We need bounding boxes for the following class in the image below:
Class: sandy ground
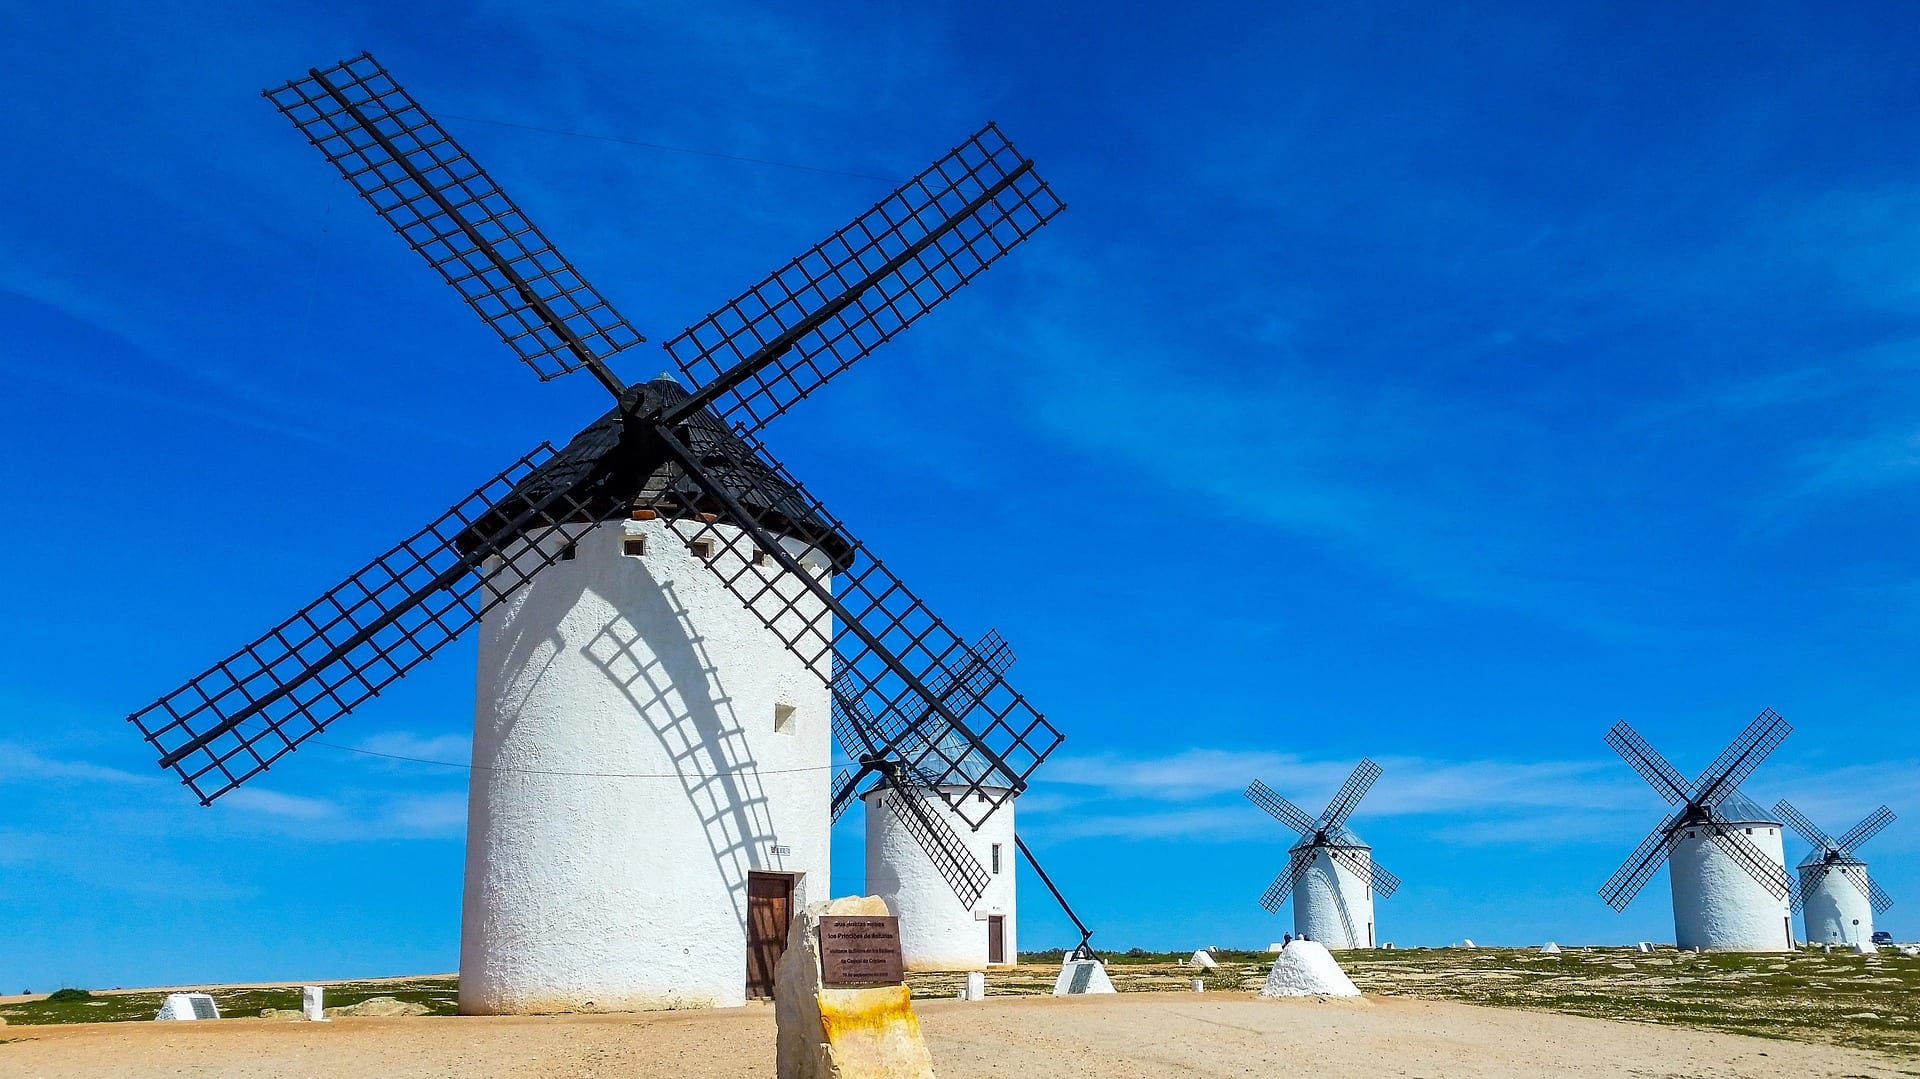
[2,993,1912,1078]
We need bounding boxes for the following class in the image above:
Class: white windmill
[1774,800,1897,948]
[1601,711,1796,952]
[847,632,1027,970]
[126,55,1064,1014]
[1244,759,1400,950]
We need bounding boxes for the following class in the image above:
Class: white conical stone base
[1052,959,1116,995]
[1188,949,1218,970]
[1540,942,1561,954]
[1259,940,1360,998]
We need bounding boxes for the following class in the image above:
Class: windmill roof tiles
[457,377,853,566]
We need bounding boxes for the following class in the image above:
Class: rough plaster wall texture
[460,519,832,1014]
[865,785,1017,971]
[1669,823,1792,952]
[1799,864,1874,945]
[1292,846,1375,950]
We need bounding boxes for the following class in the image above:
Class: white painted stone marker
[1051,958,1116,996]
[1637,941,1653,953]
[775,895,933,1079]
[1856,939,1878,955]
[1188,949,1218,970]
[1540,942,1561,954]
[1460,938,1476,949]
[301,986,326,1021]
[154,993,220,1021]
[1190,978,1204,993]
[1266,942,1286,953]
[1259,940,1361,998]
[964,972,985,1001]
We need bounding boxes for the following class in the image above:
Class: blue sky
[4,1,1919,989]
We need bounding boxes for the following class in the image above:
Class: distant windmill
[841,629,1035,969]
[1774,800,1896,948]
[1245,759,1400,950]
[125,53,1066,1013]
[1600,711,1796,952]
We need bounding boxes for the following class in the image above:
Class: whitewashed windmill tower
[836,630,1018,969]
[1600,711,1796,952]
[1244,759,1400,950]
[125,54,1064,1013]
[1775,800,1897,948]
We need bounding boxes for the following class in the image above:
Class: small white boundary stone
[964,972,985,1001]
[1259,940,1361,998]
[301,986,327,1022]
[1637,942,1653,953]
[1540,942,1561,954]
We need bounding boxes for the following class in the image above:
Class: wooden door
[987,915,1005,964]
[746,873,794,999]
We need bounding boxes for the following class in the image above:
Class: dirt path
[1,993,1909,1078]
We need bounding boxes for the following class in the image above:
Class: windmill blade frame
[1606,721,1691,805]
[265,54,641,391]
[1319,758,1382,832]
[1865,871,1895,914]
[1835,806,1896,854]
[1772,799,1835,851]
[652,422,1061,827]
[664,123,1063,435]
[128,442,602,803]
[1259,849,1314,913]
[1600,812,1681,912]
[879,777,992,909]
[1701,819,1792,900]
[1245,780,1318,837]
[1329,844,1402,899]
[1691,708,1791,810]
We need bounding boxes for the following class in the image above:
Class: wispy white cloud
[221,788,338,822]
[0,743,158,787]
[1791,426,1920,494]
[352,731,474,768]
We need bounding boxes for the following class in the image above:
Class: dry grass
[7,947,1916,1059]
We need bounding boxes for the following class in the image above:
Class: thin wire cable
[305,737,845,779]
[440,113,896,182]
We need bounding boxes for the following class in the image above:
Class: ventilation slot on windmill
[126,52,1066,1014]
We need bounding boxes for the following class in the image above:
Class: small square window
[753,549,770,567]
[1745,827,1753,835]
[623,536,647,558]
[560,542,577,562]
[774,703,796,735]
[689,539,713,559]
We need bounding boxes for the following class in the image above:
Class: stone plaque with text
[818,915,905,987]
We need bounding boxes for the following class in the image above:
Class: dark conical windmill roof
[456,376,853,566]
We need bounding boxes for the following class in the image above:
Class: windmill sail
[1598,714,1795,912]
[266,54,641,389]
[129,442,600,803]
[664,123,1063,434]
